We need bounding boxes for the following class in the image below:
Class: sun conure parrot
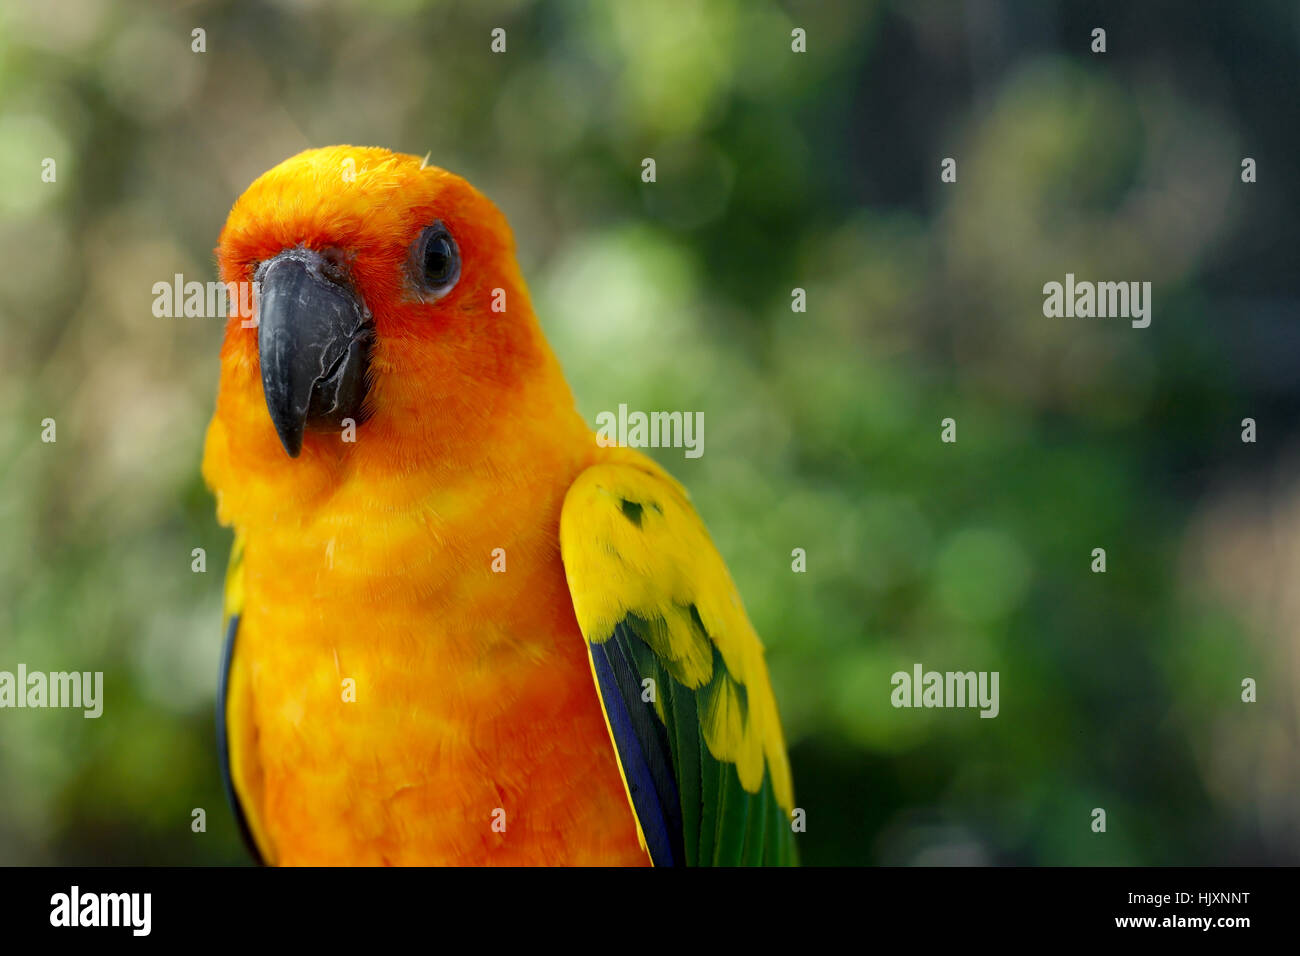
[202,145,796,866]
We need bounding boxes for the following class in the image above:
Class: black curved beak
[255,249,374,458]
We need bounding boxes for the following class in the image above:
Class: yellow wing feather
[560,450,794,812]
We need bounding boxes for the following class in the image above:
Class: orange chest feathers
[227,499,647,866]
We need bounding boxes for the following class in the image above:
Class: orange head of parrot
[204,146,582,521]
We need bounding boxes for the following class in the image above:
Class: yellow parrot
[203,146,796,865]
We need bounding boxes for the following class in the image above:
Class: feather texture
[560,451,797,865]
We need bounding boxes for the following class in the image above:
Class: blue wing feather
[216,613,264,865]
[588,629,684,866]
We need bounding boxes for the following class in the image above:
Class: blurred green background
[0,0,1297,865]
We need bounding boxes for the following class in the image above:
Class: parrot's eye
[414,222,460,298]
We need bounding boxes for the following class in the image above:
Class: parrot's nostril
[255,246,352,292]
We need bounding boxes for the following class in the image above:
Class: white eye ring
[411,221,460,300]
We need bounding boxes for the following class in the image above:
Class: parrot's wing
[559,455,797,866]
[217,533,273,864]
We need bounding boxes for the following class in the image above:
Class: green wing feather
[560,452,797,866]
